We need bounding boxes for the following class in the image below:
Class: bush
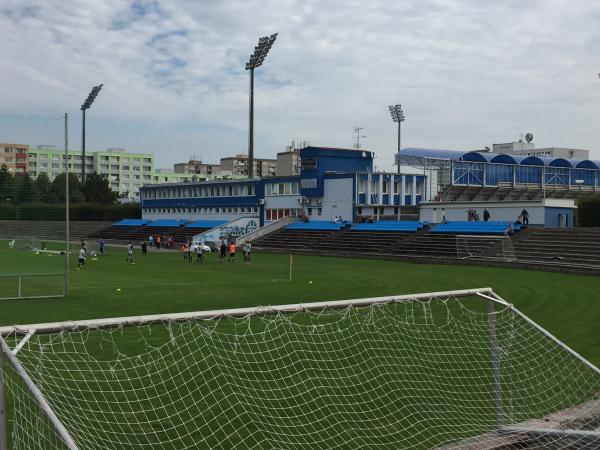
[0,203,141,221]
[577,194,600,227]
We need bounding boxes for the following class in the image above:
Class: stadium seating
[511,227,600,266]
[391,233,504,259]
[286,221,349,231]
[146,219,188,227]
[0,220,112,241]
[431,221,518,235]
[184,220,227,228]
[112,219,152,227]
[351,221,424,232]
[252,228,341,251]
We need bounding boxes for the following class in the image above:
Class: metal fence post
[18,276,22,299]
[0,341,8,450]
[487,299,504,429]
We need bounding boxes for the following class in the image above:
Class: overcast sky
[1,0,599,170]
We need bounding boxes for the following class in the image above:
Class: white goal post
[1,287,599,449]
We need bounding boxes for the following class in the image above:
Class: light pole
[245,34,277,179]
[80,84,103,182]
[388,104,405,174]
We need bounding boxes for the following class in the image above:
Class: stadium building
[140,147,427,226]
[398,147,600,227]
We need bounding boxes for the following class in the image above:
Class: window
[317,208,322,216]
[307,208,312,216]
[393,181,399,194]
[134,167,141,172]
[382,180,388,194]
[265,184,272,195]
[122,165,130,171]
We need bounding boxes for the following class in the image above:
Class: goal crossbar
[0,287,498,337]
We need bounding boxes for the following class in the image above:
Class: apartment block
[0,143,29,174]
[220,154,276,177]
[173,159,221,176]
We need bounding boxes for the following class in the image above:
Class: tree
[15,173,34,203]
[50,173,85,203]
[0,164,15,202]
[82,172,118,205]
[33,172,52,203]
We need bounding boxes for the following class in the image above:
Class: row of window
[143,184,256,200]
[265,208,302,220]
[143,206,259,214]
[358,180,411,194]
[264,181,300,196]
[3,147,27,153]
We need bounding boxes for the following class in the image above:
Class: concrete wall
[322,178,354,222]
[420,199,575,227]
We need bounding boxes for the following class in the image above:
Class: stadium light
[80,84,103,182]
[388,104,405,175]
[245,34,277,178]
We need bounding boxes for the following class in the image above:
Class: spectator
[521,209,529,228]
[483,209,490,222]
[148,235,154,247]
[473,211,480,222]
[442,215,448,224]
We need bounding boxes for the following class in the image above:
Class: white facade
[419,198,576,227]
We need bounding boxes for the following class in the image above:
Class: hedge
[576,194,600,227]
[0,203,141,221]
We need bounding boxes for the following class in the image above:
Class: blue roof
[399,148,468,161]
[400,148,597,169]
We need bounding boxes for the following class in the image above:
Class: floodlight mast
[245,34,277,178]
[388,104,405,174]
[80,84,103,182]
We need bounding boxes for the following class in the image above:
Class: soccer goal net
[0,113,69,300]
[1,288,599,449]
[456,235,517,261]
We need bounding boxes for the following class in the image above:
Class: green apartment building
[27,147,193,200]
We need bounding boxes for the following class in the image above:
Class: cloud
[0,0,599,168]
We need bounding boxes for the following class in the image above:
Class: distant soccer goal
[456,234,517,261]
[1,288,599,449]
[0,113,69,300]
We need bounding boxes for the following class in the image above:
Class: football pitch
[1,242,600,448]
[1,242,599,366]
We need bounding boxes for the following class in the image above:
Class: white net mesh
[1,293,599,449]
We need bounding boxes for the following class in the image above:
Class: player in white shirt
[76,246,86,270]
[125,241,135,264]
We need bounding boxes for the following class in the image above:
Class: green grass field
[1,242,600,448]
[1,242,599,365]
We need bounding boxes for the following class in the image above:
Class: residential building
[173,160,221,176]
[0,143,29,175]
[220,154,277,177]
[276,148,301,176]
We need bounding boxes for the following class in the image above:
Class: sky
[1,0,599,170]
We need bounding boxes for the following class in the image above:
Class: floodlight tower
[245,33,277,178]
[388,104,405,174]
[80,84,103,182]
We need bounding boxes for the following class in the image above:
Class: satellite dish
[361,151,367,157]
[525,133,533,143]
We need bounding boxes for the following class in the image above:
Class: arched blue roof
[489,154,518,164]
[461,151,517,164]
[548,158,572,168]
[513,155,545,166]
[399,148,468,161]
[573,160,599,169]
